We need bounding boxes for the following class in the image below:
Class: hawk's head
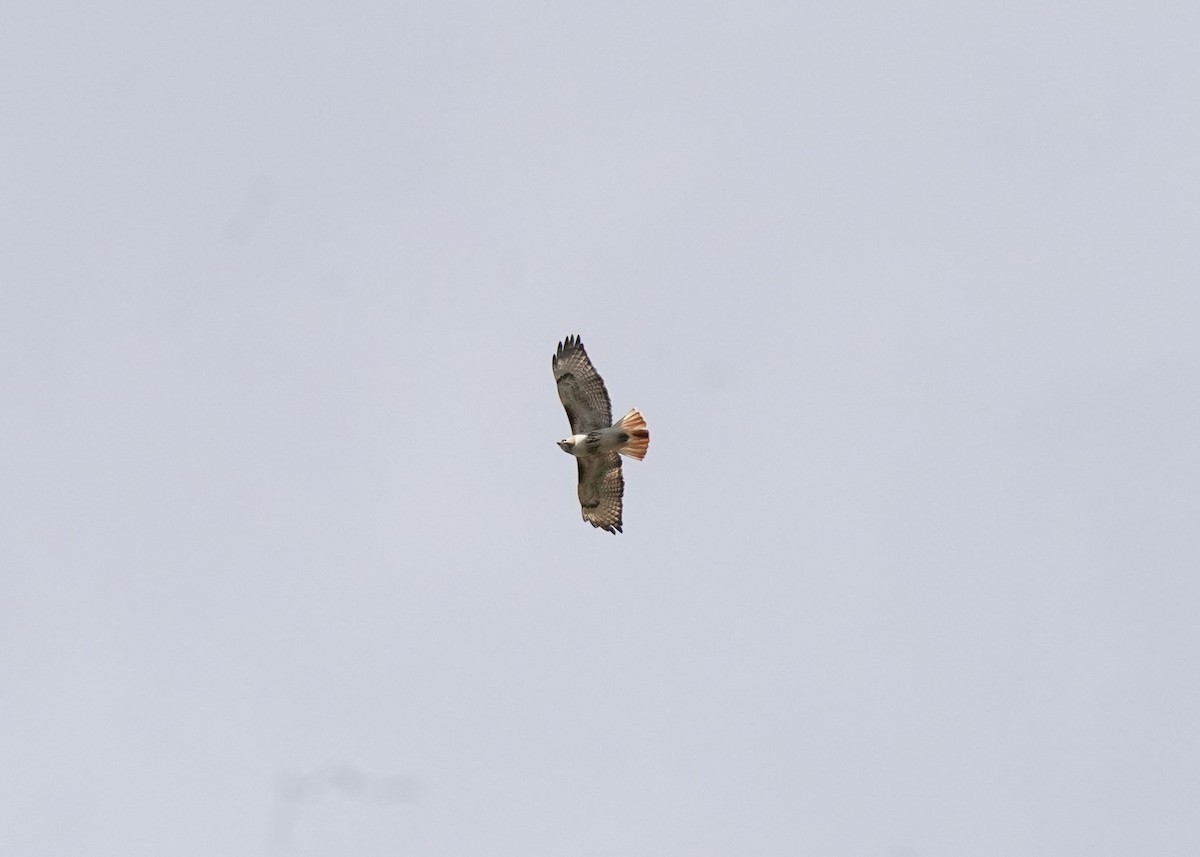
[557,438,576,454]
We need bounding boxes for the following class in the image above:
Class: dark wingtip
[554,334,583,365]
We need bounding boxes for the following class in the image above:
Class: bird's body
[552,335,650,534]
[558,424,643,458]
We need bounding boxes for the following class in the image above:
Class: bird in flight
[552,335,650,533]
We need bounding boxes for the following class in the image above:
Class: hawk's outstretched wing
[577,453,624,533]
[553,335,612,434]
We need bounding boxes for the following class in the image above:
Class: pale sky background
[2,2,1198,856]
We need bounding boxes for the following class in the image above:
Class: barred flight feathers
[552,334,612,434]
[577,453,624,534]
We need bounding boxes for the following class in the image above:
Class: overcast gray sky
[3,2,1198,855]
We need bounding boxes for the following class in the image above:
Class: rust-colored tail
[615,408,650,461]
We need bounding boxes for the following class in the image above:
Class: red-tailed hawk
[552,335,650,534]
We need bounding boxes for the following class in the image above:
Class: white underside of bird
[557,408,650,460]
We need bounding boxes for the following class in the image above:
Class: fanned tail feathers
[615,408,650,461]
